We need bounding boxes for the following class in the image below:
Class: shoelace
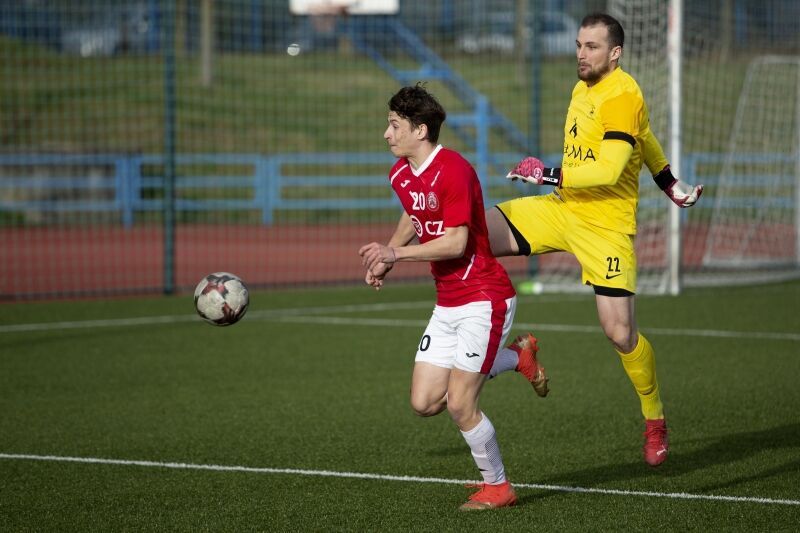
[464,483,487,500]
[465,482,510,500]
[644,424,667,444]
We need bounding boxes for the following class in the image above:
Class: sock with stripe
[460,412,506,484]
[618,333,664,420]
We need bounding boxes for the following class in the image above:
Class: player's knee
[445,398,477,427]
[410,395,445,418]
[605,327,637,353]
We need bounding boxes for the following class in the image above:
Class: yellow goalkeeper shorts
[496,192,637,294]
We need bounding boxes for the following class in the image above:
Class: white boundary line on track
[2,301,799,341]
[1,453,798,507]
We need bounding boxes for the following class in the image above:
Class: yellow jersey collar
[585,66,624,92]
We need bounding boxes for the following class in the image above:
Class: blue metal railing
[0,152,526,226]
[0,152,794,227]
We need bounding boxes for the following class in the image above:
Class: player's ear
[610,45,622,62]
[415,123,429,141]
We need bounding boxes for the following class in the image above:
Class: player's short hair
[581,13,624,49]
[388,83,446,143]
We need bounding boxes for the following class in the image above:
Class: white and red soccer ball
[193,272,249,326]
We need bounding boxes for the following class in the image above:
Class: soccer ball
[193,272,249,326]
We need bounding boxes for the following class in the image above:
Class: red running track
[2,221,792,299]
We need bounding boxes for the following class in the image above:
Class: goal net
[525,0,799,294]
[701,56,800,284]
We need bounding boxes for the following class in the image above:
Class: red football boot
[509,333,549,397]
[643,418,669,466]
[459,481,517,511]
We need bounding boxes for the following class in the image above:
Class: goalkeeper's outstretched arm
[505,139,632,188]
[641,127,704,208]
[507,129,703,208]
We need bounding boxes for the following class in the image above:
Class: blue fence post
[475,95,490,193]
[250,0,263,52]
[130,155,143,225]
[256,155,279,225]
[115,156,134,228]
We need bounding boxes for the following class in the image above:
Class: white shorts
[415,297,517,374]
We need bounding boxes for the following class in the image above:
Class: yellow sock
[618,333,664,420]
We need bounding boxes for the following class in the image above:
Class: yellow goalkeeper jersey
[558,67,667,235]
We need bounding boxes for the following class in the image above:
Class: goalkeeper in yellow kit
[487,13,702,467]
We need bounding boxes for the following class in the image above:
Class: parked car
[457,11,578,57]
[61,3,154,57]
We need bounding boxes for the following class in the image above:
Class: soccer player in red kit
[359,84,547,511]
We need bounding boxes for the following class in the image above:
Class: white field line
[1,453,798,507]
[1,300,799,342]
[272,315,800,342]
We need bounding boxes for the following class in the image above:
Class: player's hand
[665,179,703,208]
[358,242,397,274]
[653,165,704,208]
[365,262,393,291]
[506,157,562,186]
[370,261,393,278]
[365,269,384,290]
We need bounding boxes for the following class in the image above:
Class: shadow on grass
[517,422,800,506]
[425,445,466,458]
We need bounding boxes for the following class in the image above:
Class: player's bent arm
[383,212,418,272]
[359,223,467,273]
[641,127,704,208]
[359,212,416,284]
[394,225,468,263]
[387,212,418,248]
[640,127,669,176]
[560,140,633,188]
[370,212,416,280]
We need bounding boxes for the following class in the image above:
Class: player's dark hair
[388,83,446,143]
[581,13,625,49]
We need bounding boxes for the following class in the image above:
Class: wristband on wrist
[541,167,562,187]
[653,165,675,191]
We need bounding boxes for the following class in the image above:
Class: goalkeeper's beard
[577,62,611,84]
[578,67,602,84]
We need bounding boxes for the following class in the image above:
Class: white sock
[488,347,519,379]
[460,412,506,484]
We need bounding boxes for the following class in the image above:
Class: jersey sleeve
[640,125,670,176]
[560,92,640,189]
[600,92,641,137]
[561,141,633,188]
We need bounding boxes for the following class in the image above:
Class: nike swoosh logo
[466,352,480,358]
[656,448,667,456]
[605,273,623,280]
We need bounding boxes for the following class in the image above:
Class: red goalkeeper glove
[653,165,703,208]
[506,157,562,187]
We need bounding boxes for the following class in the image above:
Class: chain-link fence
[1,0,798,299]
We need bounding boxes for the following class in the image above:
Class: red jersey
[389,146,515,306]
